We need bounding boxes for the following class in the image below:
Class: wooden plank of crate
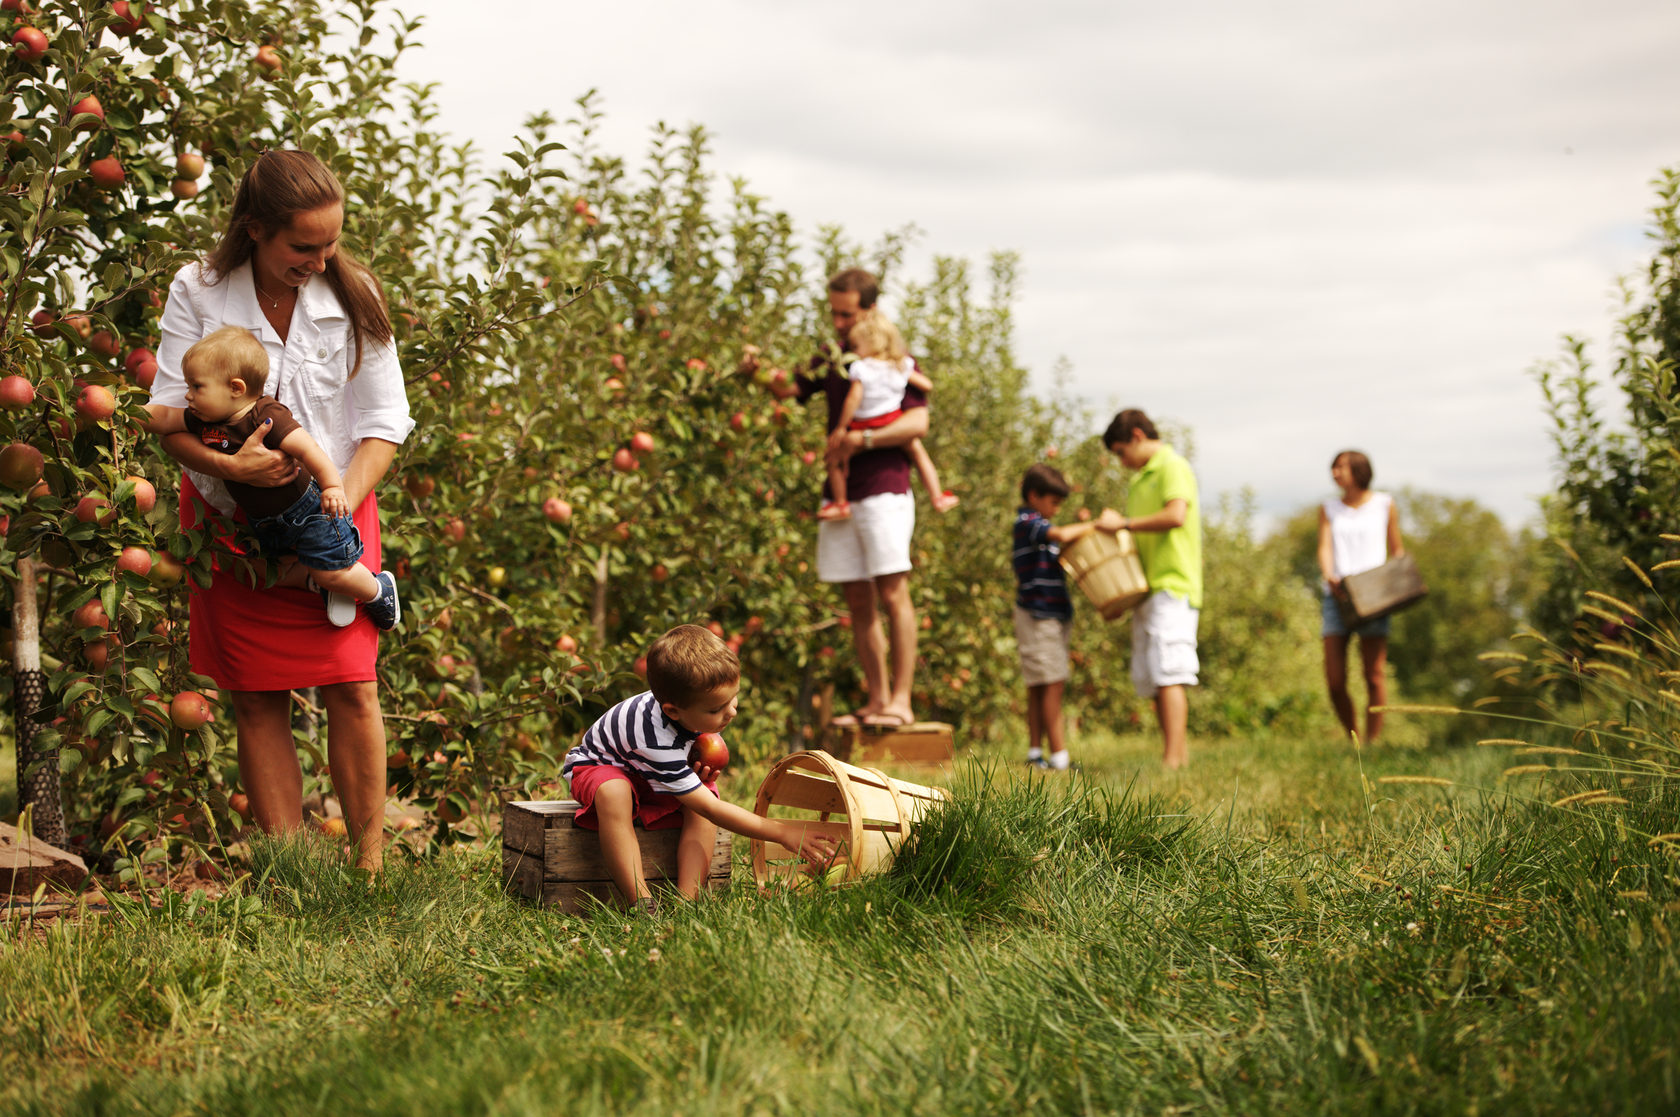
[503,800,581,856]
[502,844,544,900]
[542,820,731,882]
[854,722,955,764]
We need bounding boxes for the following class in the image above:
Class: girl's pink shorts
[568,764,716,831]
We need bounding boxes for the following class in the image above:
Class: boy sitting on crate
[562,624,840,911]
[1013,464,1104,771]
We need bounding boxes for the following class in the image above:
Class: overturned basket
[750,750,948,887]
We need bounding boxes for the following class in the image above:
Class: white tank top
[1323,492,1392,579]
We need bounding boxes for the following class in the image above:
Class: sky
[396,0,1680,529]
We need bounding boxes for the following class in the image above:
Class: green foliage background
[0,0,1540,858]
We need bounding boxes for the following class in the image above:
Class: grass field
[3,724,1677,1115]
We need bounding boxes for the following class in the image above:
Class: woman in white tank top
[1316,450,1404,743]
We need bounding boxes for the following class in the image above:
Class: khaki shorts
[1014,605,1072,687]
[1131,590,1200,698]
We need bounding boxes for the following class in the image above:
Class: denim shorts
[1321,590,1390,639]
[250,481,365,572]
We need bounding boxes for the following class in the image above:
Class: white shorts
[1131,590,1200,698]
[816,491,915,583]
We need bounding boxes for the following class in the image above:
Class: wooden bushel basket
[750,750,947,887]
[1337,553,1428,624]
[1059,529,1150,621]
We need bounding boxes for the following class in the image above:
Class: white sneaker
[309,576,358,627]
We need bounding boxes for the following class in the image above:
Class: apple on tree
[0,375,34,410]
[0,443,44,490]
[87,155,125,190]
[11,26,47,62]
[169,690,213,730]
[542,496,572,523]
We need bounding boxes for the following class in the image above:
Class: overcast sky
[398,0,1680,529]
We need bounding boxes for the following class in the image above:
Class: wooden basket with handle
[1058,529,1150,621]
[750,750,947,887]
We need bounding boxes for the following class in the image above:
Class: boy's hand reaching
[319,484,350,518]
[782,823,840,869]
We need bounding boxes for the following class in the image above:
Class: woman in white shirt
[1316,450,1403,743]
[149,150,414,871]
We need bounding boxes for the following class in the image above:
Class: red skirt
[181,475,383,692]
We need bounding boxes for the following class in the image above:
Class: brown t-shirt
[183,396,308,518]
[795,350,928,503]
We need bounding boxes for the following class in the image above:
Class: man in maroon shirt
[752,268,927,727]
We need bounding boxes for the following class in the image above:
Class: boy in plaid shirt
[1012,464,1100,770]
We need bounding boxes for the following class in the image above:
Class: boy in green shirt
[1098,409,1201,769]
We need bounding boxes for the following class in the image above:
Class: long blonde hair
[848,308,908,363]
[202,150,392,377]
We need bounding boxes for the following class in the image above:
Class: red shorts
[568,764,716,830]
[849,409,902,431]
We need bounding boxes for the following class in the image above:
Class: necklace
[253,276,286,310]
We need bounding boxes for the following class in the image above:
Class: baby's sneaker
[364,571,401,631]
[309,575,357,627]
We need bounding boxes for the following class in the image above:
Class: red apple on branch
[252,44,282,75]
[0,443,43,490]
[169,690,213,730]
[175,151,204,180]
[630,431,655,454]
[115,546,152,577]
[72,599,109,632]
[111,2,146,35]
[124,474,156,513]
[11,26,47,62]
[75,384,117,424]
[87,155,125,190]
[611,448,637,472]
[0,375,34,410]
[74,494,114,524]
[67,95,104,130]
[542,497,572,523]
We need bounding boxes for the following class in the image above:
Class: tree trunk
[13,557,65,846]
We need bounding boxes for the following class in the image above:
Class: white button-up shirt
[149,260,416,515]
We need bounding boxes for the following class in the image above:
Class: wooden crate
[831,721,955,765]
[502,799,731,911]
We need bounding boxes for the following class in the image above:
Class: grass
[3,723,1677,1115]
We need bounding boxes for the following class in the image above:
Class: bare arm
[1097,499,1187,535]
[1317,506,1339,588]
[1048,520,1099,544]
[827,379,866,449]
[830,405,929,468]
[159,424,299,488]
[278,427,350,517]
[906,369,933,393]
[676,786,838,865]
[144,404,188,436]
[339,437,399,511]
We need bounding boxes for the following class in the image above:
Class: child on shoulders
[144,325,399,630]
[819,309,959,521]
[561,624,838,910]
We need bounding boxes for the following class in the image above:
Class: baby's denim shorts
[250,481,364,572]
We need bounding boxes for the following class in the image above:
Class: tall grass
[2,733,1677,1114]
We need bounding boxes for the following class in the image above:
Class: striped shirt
[561,691,704,796]
[1013,507,1072,621]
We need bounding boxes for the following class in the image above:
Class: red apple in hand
[692,732,729,773]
